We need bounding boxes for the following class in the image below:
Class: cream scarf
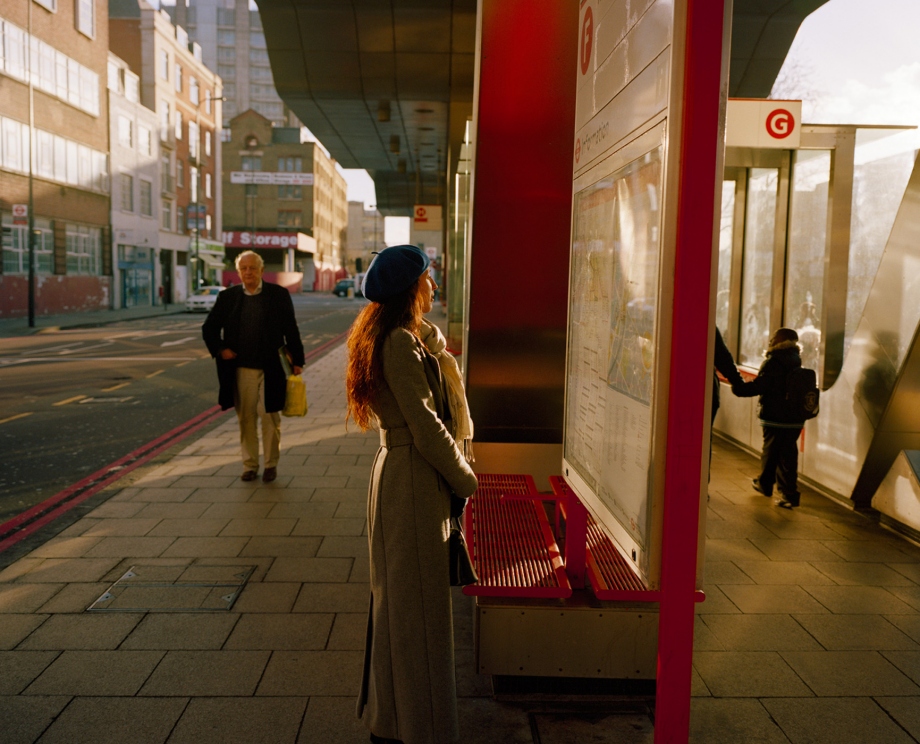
[419,318,475,462]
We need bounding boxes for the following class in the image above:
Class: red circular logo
[765,108,795,139]
[575,138,582,163]
[580,7,594,76]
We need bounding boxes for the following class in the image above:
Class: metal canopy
[257,0,828,214]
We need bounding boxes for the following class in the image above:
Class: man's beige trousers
[235,367,281,471]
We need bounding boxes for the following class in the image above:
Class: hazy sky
[777,0,920,126]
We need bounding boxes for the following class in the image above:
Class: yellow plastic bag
[282,374,308,417]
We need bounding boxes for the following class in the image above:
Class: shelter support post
[655,0,729,741]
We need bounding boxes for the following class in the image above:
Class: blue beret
[361,245,431,302]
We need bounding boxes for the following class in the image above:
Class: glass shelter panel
[565,147,662,552]
[739,168,778,366]
[785,149,830,373]
[716,179,735,337]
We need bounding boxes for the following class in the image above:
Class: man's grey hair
[235,250,264,270]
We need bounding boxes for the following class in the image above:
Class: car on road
[185,286,224,312]
[332,278,360,298]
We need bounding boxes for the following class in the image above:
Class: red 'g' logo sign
[766,108,795,139]
[580,7,594,76]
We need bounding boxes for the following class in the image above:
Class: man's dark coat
[201,282,305,412]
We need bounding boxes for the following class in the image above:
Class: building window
[175,63,182,93]
[139,179,152,216]
[217,64,235,80]
[205,90,212,114]
[121,173,134,211]
[177,206,185,233]
[218,29,235,45]
[190,166,199,202]
[118,115,133,148]
[65,224,101,274]
[277,185,302,200]
[175,111,182,140]
[277,210,302,228]
[189,76,199,105]
[221,127,231,143]
[205,131,212,156]
[161,200,172,230]
[125,71,139,102]
[241,155,261,171]
[205,172,212,198]
[76,0,94,37]
[188,120,199,159]
[34,0,57,11]
[138,126,151,157]
[2,216,53,274]
[278,156,302,172]
[159,50,169,80]
[160,101,170,140]
[177,160,184,189]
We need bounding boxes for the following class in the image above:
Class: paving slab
[0,614,48,649]
[25,650,165,696]
[17,613,143,650]
[0,695,70,744]
[121,613,240,650]
[231,581,301,613]
[875,697,920,742]
[0,651,60,695]
[719,585,829,614]
[693,651,813,697]
[139,650,270,696]
[688,698,789,744]
[293,583,369,614]
[297,696,372,744]
[239,536,323,557]
[170,697,307,744]
[810,561,919,586]
[792,614,919,651]
[802,585,917,614]
[257,650,363,696]
[264,557,353,583]
[762,697,915,744]
[224,613,334,650]
[780,650,920,696]
[882,650,920,686]
[6,558,121,583]
[327,613,366,651]
[37,696,189,744]
[0,583,64,613]
[701,614,822,652]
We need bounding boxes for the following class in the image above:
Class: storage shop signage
[725,99,802,149]
[222,231,301,249]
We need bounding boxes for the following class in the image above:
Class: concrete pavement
[1,318,919,741]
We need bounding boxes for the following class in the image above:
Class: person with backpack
[731,327,818,509]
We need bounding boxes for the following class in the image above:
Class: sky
[774,0,920,128]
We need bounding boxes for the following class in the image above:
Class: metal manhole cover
[87,564,255,612]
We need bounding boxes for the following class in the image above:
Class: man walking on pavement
[202,250,305,483]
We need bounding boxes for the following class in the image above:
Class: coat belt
[379,420,452,449]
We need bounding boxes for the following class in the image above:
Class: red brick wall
[0,275,112,318]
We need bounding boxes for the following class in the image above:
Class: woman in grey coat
[346,245,478,744]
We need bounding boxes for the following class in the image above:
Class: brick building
[109,0,222,302]
[345,200,383,277]
[222,108,348,291]
[0,0,112,318]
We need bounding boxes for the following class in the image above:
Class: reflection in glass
[715,180,734,338]
[785,149,830,374]
[739,168,777,366]
[846,129,915,355]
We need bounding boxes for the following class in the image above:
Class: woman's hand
[220,348,237,360]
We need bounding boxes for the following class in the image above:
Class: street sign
[725,99,802,149]
[12,204,27,225]
[230,171,314,186]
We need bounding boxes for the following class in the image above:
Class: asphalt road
[0,294,365,527]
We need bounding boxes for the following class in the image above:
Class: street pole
[27,0,35,327]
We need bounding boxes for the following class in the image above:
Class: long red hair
[346,279,427,430]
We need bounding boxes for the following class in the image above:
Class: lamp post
[26,0,35,326]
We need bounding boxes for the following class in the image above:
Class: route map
[565,147,663,548]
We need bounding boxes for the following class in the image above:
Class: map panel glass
[564,147,663,548]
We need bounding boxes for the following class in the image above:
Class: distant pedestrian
[732,327,806,508]
[202,250,304,483]
[346,245,478,744]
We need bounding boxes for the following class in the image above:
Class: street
[0,294,365,528]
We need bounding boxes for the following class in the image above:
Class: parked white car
[185,286,224,313]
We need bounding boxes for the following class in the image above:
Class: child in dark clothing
[732,327,805,509]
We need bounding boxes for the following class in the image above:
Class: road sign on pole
[12,204,27,225]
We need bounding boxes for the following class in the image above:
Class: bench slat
[463,474,572,598]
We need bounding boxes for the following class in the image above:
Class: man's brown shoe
[262,467,277,483]
[241,470,258,482]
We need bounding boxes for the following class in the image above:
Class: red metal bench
[462,474,572,598]
[550,475,705,604]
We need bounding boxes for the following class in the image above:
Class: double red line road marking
[0,329,349,555]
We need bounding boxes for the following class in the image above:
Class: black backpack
[786,367,820,421]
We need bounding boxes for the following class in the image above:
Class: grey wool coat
[357,327,479,744]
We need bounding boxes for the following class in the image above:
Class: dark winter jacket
[201,282,305,412]
[732,340,804,428]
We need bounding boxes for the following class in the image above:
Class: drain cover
[88,564,255,612]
